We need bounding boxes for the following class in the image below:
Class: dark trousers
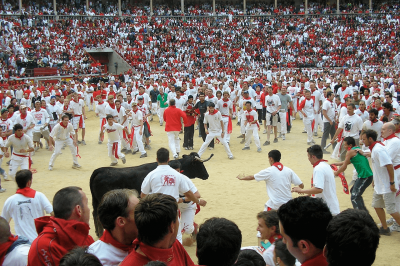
[351,176,373,212]
[184,125,194,147]
[199,120,214,148]
[257,109,263,123]
[321,122,336,150]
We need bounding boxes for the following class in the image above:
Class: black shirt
[150,89,159,103]
[194,100,209,121]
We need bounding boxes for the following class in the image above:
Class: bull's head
[179,152,213,180]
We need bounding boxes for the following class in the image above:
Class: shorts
[33,130,50,142]
[73,115,86,130]
[266,112,279,126]
[262,107,266,120]
[372,190,396,214]
[143,122,151,138]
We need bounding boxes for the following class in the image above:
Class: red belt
[394,165,400,170]
[12,153,29,157]
[74,115,82,117]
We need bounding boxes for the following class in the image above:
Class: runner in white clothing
[292,145,340,215]
[1,169,53,242]
[48,115,81,170]
[128,102,147,158]
[263,87,281,145]
[31,101,50,151]
[242,102,262,152]
[70,93,86,145]
[115,100,130,152]
[13,105,35,138]
[299,90,315,145]
[216,91,233,144]
[100,115,129,166]
[95,95,108,144]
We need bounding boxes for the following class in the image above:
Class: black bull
[89,152,213,237]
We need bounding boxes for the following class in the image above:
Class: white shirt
[1,192,53,242]
[102,123,124,143]
[14,114,35,137]
[130,109,143,127]
[338,114,363,139]
[50,123,75,141]
[313,161,340,215]
[116,106,128,127]
[105,105,118,118]
[3,243,30,266]
[88,240,128,266]
[141,165,190,200]
[354,109,369,122]
[362,120,383,141]
[299,98,315,120]
[70,99,85,115]
[31,109,50,132]
[311,90,322,110]
[95,102,107,119]
[243,110,259,130]
[371,143,396,194]
[203,111,223,133]
[216,99,233,116]
[47,104,62,124]
[265,94,281,113]
[322,100,335,122]
[0,118,13,135]
[383,137,400,168]
[5,134,34,157]
[254,164,303,210]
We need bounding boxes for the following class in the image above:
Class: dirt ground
[0,108,399,265]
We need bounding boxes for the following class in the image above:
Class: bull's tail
[89,168,105,238]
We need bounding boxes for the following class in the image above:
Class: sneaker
[6,160,10,166]
[184,147,188,150]
[0,188,6,193]
[160,123,163,126]
[81,140,86,145]
[228,155,234,160]
[132,150,138,155]
[263,129,267,134]
[236,122,240,126]
[39,142,43,149]
[282,134,286,140]
[78,140,82,144]
[263,141,270,146]
[72,163,82,169]
[257,148,262,153]
[259,122,262,125]
[323,150,330,154]
[110,162,118,166]
[302,130,307,133]
[307,142,313,145]
[208,147,214,150]
[387,218,395,225]
[278,133,282,138]
[242,147,250,150]
[140,153,148,158]
[189,147,193,150]
[273,138,278,143]
[379,227,391,236]
[48,165,53,171]
[195,126,199,130]
[34,146,39,152]
[240,139,245,144]
[173,155,179,159]
[390,224,400,232]
[150,117,153,121]
[314,132,318,136]
[145,144,151,150]
[237,135,243,138]
[122,157,126,164]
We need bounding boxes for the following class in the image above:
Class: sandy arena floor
[0,108,398,265]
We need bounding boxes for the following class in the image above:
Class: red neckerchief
[131,109,138,114]
[377,107,383,111]
[16,187,36,198]
[117,107,121,113]
[341,86,346,92]
[209,109,218,115]
[256,91,261,95]
[15,133,24,140]
[341,103,347,108]
[208,95,214,98]
[41,107,46,109]
[371,118,378,126]
[272,162,284,171]
[127,100,132,104]
[383,133,398,141]
[50,102,55,106]
[20,113,27,120]
[313,159,328,168]
[73,99,79,103]
[369,141,384,151]
[244,96,252,100]
[396,129,400,134]
[58,100,63,104]
[99,229,133,252]
[60,122,68,129]
[222,98,230,102]
[7,113,12,119]
[0,235,19,265]
[109,103,115,109]
[359,108,366,113]
[268,234,283,244]
[63,105,69,111]
[364,95,370,100]
[98,101,104,105]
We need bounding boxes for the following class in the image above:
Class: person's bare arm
[330,127,343,144]
[237,175,255,180]
[386,164,396,192]
[184,190,206,206]
[292,186,323,195]
[334,150,355,175]
[140,192,147,198]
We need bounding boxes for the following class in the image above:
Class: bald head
[381,122,396,139]
[0,217,11,243]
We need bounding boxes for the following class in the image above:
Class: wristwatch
[390,182,395,185]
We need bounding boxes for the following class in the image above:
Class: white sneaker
[72,164,81,169]
[282,134,286,140]
[0,188,6,193]
[263,129,267,134]
[229,155,234,160]
[387,217,395,225]
[48,165,53,171]
[390,223,400,232]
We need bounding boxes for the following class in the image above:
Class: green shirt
[350,146,373,178]
[157,93,169,108]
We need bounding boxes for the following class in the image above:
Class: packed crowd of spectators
[1,0,400,16]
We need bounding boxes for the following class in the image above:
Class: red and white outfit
[243,109,261,149]
[311,89,323,134]
[0,234,30,265]
[95,101,107,142]
[5,134,34,179]
[178,176,198,237]
[299,97,315,143]
[216,98,233,143]
[129,109,146,155]
[14,113,35,138]
[102,123,126,164]
[70,99,85,130]
[116,106,130,151]
[355,108,369,122]
[49,122,79,167]
[163,106,187,158]
[47,103,62,131]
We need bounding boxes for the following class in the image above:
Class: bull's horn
[194,156,203,162]
[202,154,214,163]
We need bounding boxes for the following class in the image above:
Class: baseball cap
[1,108,8,114]
[20,105,27,109]
[137,96,144,100]
[373,93,380,98]
[243,90,249,94]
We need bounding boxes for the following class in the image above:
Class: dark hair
[169,160,181,170]
[343,137,356,147]
[245,101,252,106]
[61,114,70,121]
[274,239,296,266]
[234,249,265,266]
[0,217,11,243]
[106,114,114,120]
[362,129,378,142]
[256,210,280,234]
[98,189,136,231]
[169,99,176,106]
[325,209,380,266]
[13,123,23,131]
[382,102,393,111]
[188,95,193,99]
[115,100,121,104]
[326,91,333,98]
[197,217,242,266]
[135,193,178,246]
[277,197,332,249]
[199,93,205,97]
[369,108,378,116]
[347,103,355,109]
[307,145,323,159]
[157,148,169,163]
[15,169,32,189]
[268,150,281,163]
[59,247,102,266]
[385,92,393,98]
[144,262,167,266]
[208,102,215,108]
[53,186,83,220]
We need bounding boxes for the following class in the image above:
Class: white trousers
[131,126,146,155]
[9,154,29,179]
[158,107,166,124]
[198,131,233,158]
[222,116,231,143]
[244,128,261,148]
[179,203,196,235]
[99,118,106,141]
[303,118,314,143]
[151,103,158,117]
[167,131,180,157]
[49,138,79,166]
[279,111,287,134]
[107,141,125,163]
[313,112,322,133]
[86,94,93,110]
